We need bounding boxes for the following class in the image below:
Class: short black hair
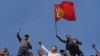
[60,49,65,53]
[24,34,29,37]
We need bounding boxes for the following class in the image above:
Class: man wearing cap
[17,28,32,56]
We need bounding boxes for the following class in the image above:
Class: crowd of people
[0,28,99,56]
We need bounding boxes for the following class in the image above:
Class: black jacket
[57,36,82,50]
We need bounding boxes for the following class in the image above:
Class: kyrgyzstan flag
[55,1,76,22]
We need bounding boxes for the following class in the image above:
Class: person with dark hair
[95,53,100,56]
[29,52,33,56]
[0,48,11,56]
[38,41,60,56]
[38,49,47,56]
[60,49,71,56]
[38,49,43,56]
[60,49,67,56]
[0,49,5,56]
[3,48,10,56]
[17,28,32,56]
[56,34,83,56]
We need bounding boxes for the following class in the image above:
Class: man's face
[66,34,71,40]
[24,37,28,40]
[38,50,43,55]
[51,46,57,52]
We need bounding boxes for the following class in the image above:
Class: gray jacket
[17,32,32,49]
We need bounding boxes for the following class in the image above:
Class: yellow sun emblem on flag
[57,8,64,19]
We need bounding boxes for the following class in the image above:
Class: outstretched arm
[38,41,49,53]
[16,28,22,42]
[75,38,82,45]
[56,35,66,43]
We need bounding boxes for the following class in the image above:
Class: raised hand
[38,41,42,45]
[17,28,21,32]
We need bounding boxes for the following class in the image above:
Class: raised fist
[38,41,42,45]
[18,28,21,32]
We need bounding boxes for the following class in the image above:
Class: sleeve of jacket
[16,32,22,42]
[57,36,66,43]
[40,44,49,53]
[75,38,82,45]
[28,42,32,49]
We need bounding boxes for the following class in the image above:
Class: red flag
[55,4,64,22]
[55,1,76,22]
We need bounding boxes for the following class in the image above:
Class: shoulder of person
[72,38,78,40]
[43,55,47,56]
[56,53,61,55]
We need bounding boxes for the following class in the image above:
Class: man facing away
[56,34,84,56]
[17,28,32,56]
[38,41,61,56]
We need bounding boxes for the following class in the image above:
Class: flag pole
[54,4,58,35]
[55,22,58,35]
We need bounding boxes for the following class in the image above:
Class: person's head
[29,52,33,56]
[0,50,5,55]
[24,34,29,40]
[0,48,6,55]
[60,49,66,55]
[66,34,71,40]
[51,45,57,53]
[38,49,43,56]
